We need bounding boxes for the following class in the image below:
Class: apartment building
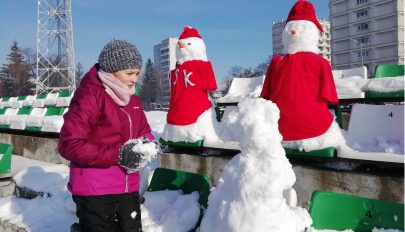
[330,0,404,75]
[153,37,178,105]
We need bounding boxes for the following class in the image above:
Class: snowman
[260,0,344,152]
[199,98,312,232]
[161,26,219,144]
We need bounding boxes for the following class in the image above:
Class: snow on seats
[338,104,404,163]
[332,66,368,99]
[216,75,265,104]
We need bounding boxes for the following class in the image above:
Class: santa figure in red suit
[161,26,219,143]
[261,0,345,151]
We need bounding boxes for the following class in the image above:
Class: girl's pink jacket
[58,65,153,196]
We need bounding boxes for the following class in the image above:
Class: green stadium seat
[10,107,33,130]
[57,91,72,98]
[56,91,73,107]
[147,168,211,231]
[147,167,211,208]
[284,147,336,158]
[25,107,47,132]
[159,138,204,148]
[367,64,404,98]
[32,93,48,108]
[0,108,18,129]
[309,190,404,232]
[0,143,13,178]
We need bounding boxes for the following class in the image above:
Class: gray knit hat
[98,40,143,73]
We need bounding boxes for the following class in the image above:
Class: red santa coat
[260,52,338,141]
[167,60,217,125]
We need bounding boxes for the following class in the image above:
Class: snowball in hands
[118,138,159,172]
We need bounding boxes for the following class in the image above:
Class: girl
[59,40,153,232]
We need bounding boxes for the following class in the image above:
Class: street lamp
[351,39,370,67]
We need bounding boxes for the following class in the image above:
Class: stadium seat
[367,64,404,98]
[32,93,48,108]
[332,66,368,99]
[147,167,211,208]
[0,108,18,129]
[159,138,204,148]
[216,75,265,104]
[41,106,66,132]
[0,143,13,179]
[10,107,33,130]
[56,91,73,107]
[337,104,404,163]
[25,108,47,131]
[22,95,36,107]
[309,190,404,232]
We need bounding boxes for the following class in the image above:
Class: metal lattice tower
[36,0,75,94]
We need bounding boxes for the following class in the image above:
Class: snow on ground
[0,156,76,232]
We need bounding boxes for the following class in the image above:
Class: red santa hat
[179,26,202,40]
[286,0,323,32]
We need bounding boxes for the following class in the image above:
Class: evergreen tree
[0,41,33,96]
[139,59,158,108]
[75,62,84,88]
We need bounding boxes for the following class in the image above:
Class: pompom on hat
[286,0,323,32]
[178,26,202,40]
[98,39,143,73]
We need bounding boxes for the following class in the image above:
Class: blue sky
[0,0,329,83]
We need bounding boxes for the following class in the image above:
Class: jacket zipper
[120,107,133,193]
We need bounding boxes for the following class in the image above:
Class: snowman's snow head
[282,0,323,54]
[176,26,208,65]
[282,20,320,54]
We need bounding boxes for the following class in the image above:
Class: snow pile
[346,136,404,154]
[365,76,404,93]
[334,76,368,97]
[22,95,36,107]
[56,96,73,107]
[371,228,403,232]
[10,115,29,130]
[199,98,311,232]
[0,156,76,231]
[334,75,404,97]
[0,108,18,125]
[41,115,64,132]
[141,190,201,232]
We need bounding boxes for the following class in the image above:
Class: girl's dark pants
[73,191,142,232]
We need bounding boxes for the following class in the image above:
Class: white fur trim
[282,20,320,54]
[281,121,345,152]
[176,37,208,65]
[161,107,219,143]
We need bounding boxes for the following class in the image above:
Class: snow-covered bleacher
[332,66,367,99]
[0,91,73,133]
[216,75,265,104]
[338,104,404,163]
